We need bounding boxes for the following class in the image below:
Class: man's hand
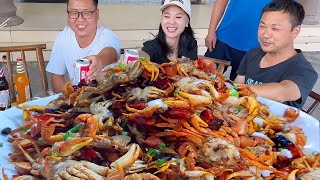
[205,31,217,52]
[85,55,104,81]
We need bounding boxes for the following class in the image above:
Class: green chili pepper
[312,151,318,157]
[69,124,82,133]
[107,121,113,127]
[63,125,82,141]
[121,119,128,128]
[257,124,261,131]
[173,89,179,97]
[156,158,167,166]
[159,143,166,152]
[139,57,146,61]
[63,131,72,141]
[121,131,128,136]
[119,62,126,71]
[230,87,239,97]
[22,127,30,132]
[38,138,45,146]
[147,148,159,157]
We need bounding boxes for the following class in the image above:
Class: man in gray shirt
[235,0,318,109]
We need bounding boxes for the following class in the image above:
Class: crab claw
[177,91,212,107]
[53,137,93,156]
[111,143,142,169]
[140,59,159,81]
[163,98,191,109]
[75,114,99,137]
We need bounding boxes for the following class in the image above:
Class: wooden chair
[305,90,320,115]
[0,44,48,102]
[198,55,231,74]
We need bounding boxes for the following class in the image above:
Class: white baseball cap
[160,0,191,18]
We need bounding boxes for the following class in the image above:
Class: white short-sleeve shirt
[46,26,121,80]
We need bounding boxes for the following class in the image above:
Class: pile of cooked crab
[3,57,320,180]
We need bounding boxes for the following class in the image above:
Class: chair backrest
[198,55,231,74]
[305,90,320,115]
[0,44,48,102]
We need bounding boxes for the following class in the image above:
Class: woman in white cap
[141,0,197,64]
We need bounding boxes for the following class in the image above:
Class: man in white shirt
[46,0,120,93]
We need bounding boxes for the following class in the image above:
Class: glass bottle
[14,58,30,104]
[0,60,10,110]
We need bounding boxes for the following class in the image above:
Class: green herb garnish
[278,148,283,152]
[121,131,128,136]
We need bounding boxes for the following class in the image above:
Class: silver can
[74,58,91,84]
[122,49,139,65]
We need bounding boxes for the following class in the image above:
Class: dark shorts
[204,39,247,81]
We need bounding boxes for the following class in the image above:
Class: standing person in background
[235,0,318,109]
[141,0,197,64]
[46,0,120,93]
[204,0,271,80]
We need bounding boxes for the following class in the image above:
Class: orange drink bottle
[14,58,30,104]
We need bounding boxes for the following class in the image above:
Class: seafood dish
[1,57,320,179]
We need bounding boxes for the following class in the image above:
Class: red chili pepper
[195,58,204,69]
[287,144,302,158]
[33,114,52,122]
[200,109,214,122]
[112,100,126,109]
[131,102,146,110]
[81,148,97,159]
[129,117,155,126]
[166,109,190,118]
[151,78,171,90]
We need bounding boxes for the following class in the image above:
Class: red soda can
[74,58,90,84]
[122,49,139,65]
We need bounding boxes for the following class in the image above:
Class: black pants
[204,40,247,81]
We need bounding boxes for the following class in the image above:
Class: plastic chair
[0,44,48,102]
[305,91,320,115]
[198,55,231,74]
